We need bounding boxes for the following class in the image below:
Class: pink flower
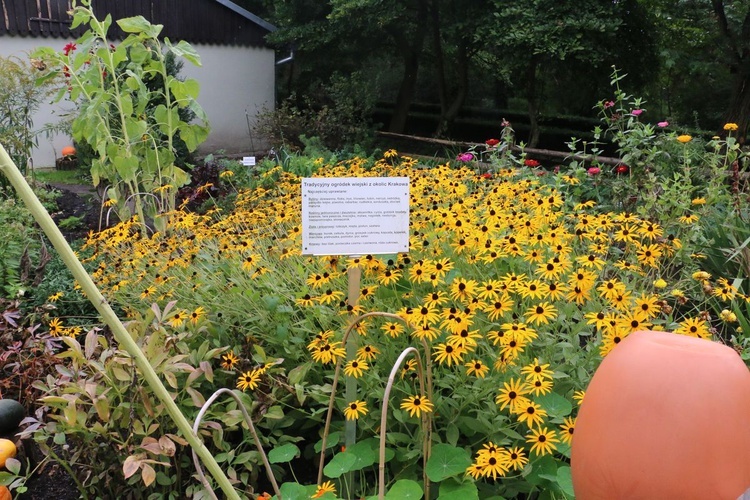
[657,121,669,128]
[501,119,511,127]
[456,153,474,162]
[587,167,601,176]
[631,109,643,116]
[603,100,615,109]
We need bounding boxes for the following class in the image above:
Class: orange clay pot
[0,485,9,500]
[571,330,750,499]
[61,145,76,157]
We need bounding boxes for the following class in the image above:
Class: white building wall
[0,36,275,168]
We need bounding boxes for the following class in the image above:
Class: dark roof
[0,0,276,46]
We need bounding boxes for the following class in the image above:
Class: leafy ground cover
[8,124,748,498]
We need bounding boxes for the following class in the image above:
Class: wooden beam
[377,131,624,166]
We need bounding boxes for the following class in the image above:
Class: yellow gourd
[0,439,16,469]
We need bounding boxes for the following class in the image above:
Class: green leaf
[345,439,379,471]
[117,16,154,34]
[438,478,479,500]
[167,39,202,66]
[323,451,357,478]
[537,392,573,418]
[425,443,472,482]
[556,466,575,497]
[385,479,423,499]
[524,455,558,486]
[268,443,300,464]
[113,155,139,181]
[314,431,341,453]
[271,482,309,500]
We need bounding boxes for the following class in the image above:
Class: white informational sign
[301,177,410,256]
[242,156,256,166]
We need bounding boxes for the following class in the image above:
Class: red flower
[524,159,540,167]
[62,42,77,56]
[480,173,492,179]
[587,167,601,176]
[615,164,629,174]
[485,138,500,147]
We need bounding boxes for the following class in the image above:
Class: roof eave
[213,0,277,33]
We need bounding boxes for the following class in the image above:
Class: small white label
[242,156,256,166]
[301,177,410,256]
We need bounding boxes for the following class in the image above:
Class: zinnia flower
[456,152,474,162]
[631,109,643,116]
[485,138,500,147]
[587,167,601,176]
[615,165,628,174]
[677,134,692,143]
[657,121,669,128]
[524,159,540,167]
[723,123,739,131]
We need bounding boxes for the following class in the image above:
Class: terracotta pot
[571,330,750,499]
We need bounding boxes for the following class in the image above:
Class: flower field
[24,140,750,498]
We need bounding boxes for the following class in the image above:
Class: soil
[46,182,106,241]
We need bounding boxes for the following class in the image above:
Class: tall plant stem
[0,142,241,500]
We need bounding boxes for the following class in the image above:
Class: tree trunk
[526,56,541,148]
[389,49,421,134]
[388,1,428,134]
[434,41,469,137]
[722,70,750,144]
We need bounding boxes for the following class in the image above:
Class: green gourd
[0,400,24,434]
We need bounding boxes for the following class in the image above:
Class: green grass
[29,168,90,185]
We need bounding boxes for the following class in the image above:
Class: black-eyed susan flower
[189,306,206,325]
[220,351,239,370]
[503,446,528,471]
[237,369,261,391]
[343,400,368,420]
[520,359,554,382]
[515,401,548,428]
[343,358,369,378]
[433,342,464,366]
[465,359,490,378]
[560,416,576,445]
[48,317,64,336]
[526,427,559,456]
[400,394,434,418]
[573,390,585,406]
[167,310,189,328]
[356,344,380,361]
[381,321,405,338]
[495,378,531,413]
[524,302,558,325]
[674,317,710,338]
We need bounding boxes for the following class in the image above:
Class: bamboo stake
[0,143,241,500]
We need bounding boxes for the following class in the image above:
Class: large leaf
[323,451,357,478]
[271,482,309,500]
[385,479,423,499]
[268,443,300,464]
[425,443,472,482]
[537,392,573,418]
[438,478,479,500]
[556,466,575,498]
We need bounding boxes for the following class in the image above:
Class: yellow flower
[653,278,667,289]
[526,427,559,456]
[219,170,235,178]
[400,395,434,418]
[723,122,739,131]
[676,134,692,143]
[343,358,369,378]
[691,197,706,205]
[236,369,261,391]
[343,400,368,420]
[220,351,239,370]
[312,480,337,498]
[47,291,64,302]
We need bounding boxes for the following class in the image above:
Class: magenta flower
[603,101,615,109]
[587,167,601,176]
[631,109,643,116]
[657,121,669,128]
[456,153,474,162]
